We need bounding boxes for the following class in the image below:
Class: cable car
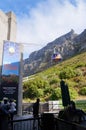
[51,47,62,62]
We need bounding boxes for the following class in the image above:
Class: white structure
[0,10,23,116]
[0,10,17,69]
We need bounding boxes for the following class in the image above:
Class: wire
[19,42,45,47]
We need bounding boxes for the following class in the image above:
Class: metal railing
[8,114,86,130]
[8,100,86,130]
[9,116,41,130]
[55,117,86,130]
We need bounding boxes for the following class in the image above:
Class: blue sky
[0,0,86,57]
[0,0,44,16]
[0,0,76,16]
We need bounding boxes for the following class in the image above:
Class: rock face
[24,29,86,77]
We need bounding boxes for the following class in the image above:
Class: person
[58,101,75,121]
[68,100,86,123]
[9,99,16,120]
[8,99,16,130]
[58,100,86,123]
[33,98,40,117]
[33,98,40,130]
[0,97,10,130]
[1,97,10,115]
[1,97,9,106]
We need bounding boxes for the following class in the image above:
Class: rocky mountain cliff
[24,29,86,77]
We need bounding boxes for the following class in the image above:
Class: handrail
[8,113,86,130]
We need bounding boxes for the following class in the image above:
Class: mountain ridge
[24,29,86,77]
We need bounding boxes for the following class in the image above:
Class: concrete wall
[6,11,17,41]
[0,10,8,67]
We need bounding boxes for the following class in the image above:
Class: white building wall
[0,10,8,68]
[6,11,17,42]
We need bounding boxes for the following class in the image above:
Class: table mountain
[24,29,86,77]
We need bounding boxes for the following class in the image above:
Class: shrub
[23,77,50,98]
[79,87,86,95]
[75,62,85,68]
[37,89,44,97]
[50,88,61,100]
[23,84,38,99]
[75,69,83,76]
[65,80,77,88]
[69,87,78,99]
[44,87,53,95]
[23,81,30,90]
[49,78,59,85]
[35,77,50,89]
[59,67,76,79]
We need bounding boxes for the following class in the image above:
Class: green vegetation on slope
[23,52,86,101]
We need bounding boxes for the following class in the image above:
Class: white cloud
[16,0,86,57]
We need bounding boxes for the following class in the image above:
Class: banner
[0,41,21,112]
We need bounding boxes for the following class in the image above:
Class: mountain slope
[23,51,86,100]
[24,29,86,77]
